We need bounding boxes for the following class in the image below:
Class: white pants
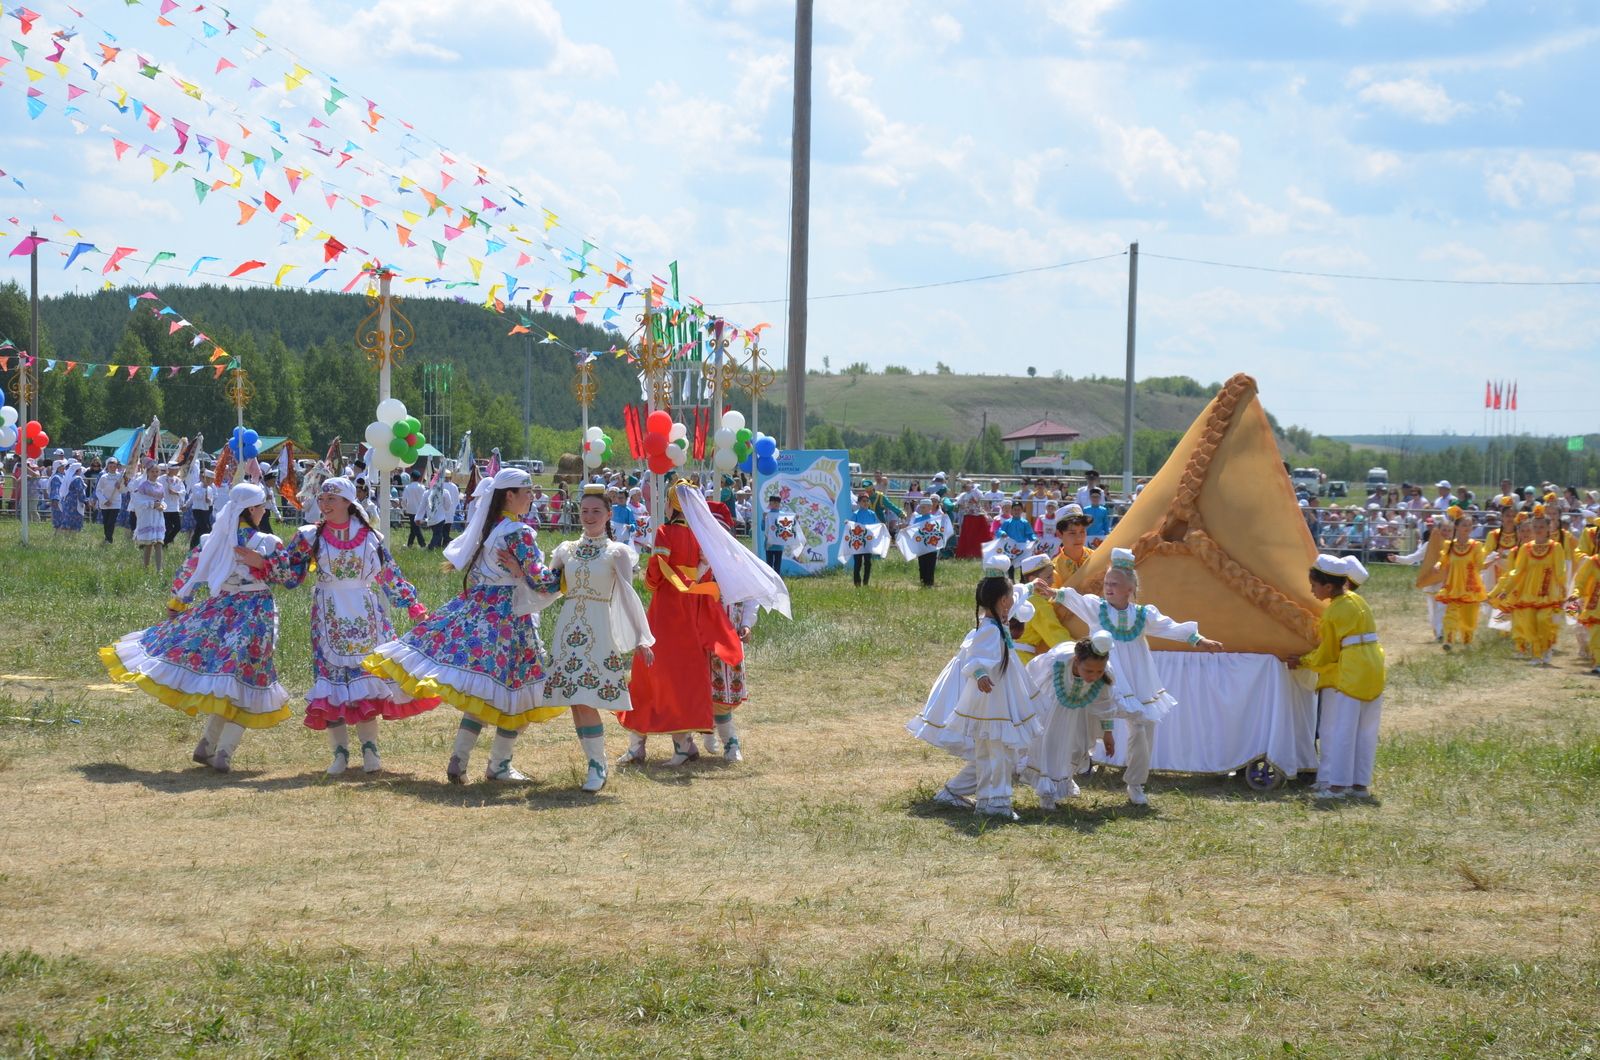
[1317,689,1383,788]
[943,739,1015,802]
[1123,717,1156,786]
[1426,593,1444,639]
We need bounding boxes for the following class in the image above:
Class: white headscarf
[442,468,531,570]
[1313,553,1370,586]
[184,482,268,597]
[673,483,791,618]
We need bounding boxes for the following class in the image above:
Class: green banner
[1568,436,1585,452]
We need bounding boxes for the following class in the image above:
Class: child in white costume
[705,597,757,761]
[1019,632,1117,809]
[907,556,1044,821]
[1041,547,1224,806]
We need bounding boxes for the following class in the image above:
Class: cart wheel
[1243,757,1284,792]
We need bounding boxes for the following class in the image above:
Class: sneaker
[1314,785,1346,800]
[360,741,381,774]
[703,731,723,755]
[932,787,974,810]
[975,798,1019,822]
[1061,777,1081,799]
[209,749,233,774]
[580,760,607,793]
[326,746,349,777]
[192,740,213,766]
[446,754,467,785]
[1126,784,1148,806]
[1348,786,1372,799]
[485,761,530,782]
[723,737,743,763]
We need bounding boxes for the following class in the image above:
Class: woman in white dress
[1037,547,1223,806]
[531,485,654,792]
[277,478,439,775]
[129,462,169,570]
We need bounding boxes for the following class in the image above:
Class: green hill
[765,372,1213,441]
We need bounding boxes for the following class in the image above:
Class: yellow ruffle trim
[362,653,564,730]
[98,646,292,729]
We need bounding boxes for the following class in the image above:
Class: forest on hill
[3,282,1595,484]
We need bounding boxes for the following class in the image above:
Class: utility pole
[1121,242,1138,501]
[20,230,38,544]
[784,0,813,449]
[523,297,533,461]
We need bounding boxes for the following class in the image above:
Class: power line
[1141,251,1600,287]
[702,251,1128,307]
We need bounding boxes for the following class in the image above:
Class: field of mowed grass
[2,520,1598,1057]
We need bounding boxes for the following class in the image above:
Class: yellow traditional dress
[1572,554,1600,664]
[1299,592,1386,703]
[1490,541,1568,657]
[1433,540,1487,645]
[1050,545,1093,589]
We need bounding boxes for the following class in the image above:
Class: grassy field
[2,521,1598,1057]
[766,372,1210,440]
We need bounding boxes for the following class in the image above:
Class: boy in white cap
[1287,555,1386,799]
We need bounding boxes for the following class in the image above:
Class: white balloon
[713,427,735,448]
[0,426,15,449]
[585,426,604,442]
[364,420,391,447]
[376,397,407,425]
[668,422,687,443]
[712,448,737,472]
[583,449,603,468]
[668,443,688,466]
[0,405,16,427]
[368,449,399,472]
[721,410,745,432]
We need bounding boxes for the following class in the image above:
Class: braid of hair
[991,614,1011,675]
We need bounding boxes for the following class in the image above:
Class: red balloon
[648,455,674,475]
[26,420,42,436]
[644,433,668,457]
[34,432,48,448]
[646,410,672,435]
[405,433,418,446]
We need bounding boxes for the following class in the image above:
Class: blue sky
[2,0,1597,437]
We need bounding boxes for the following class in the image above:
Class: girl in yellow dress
[1489,508,1568,666]
[1431,507,1487,649]
[1287,554,1386,800]
[1572,550,1600,676]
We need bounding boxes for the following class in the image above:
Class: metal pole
[377,270,393,533]
[783,0,813,449]
[523,297,533,461]
[1121,241,1138,501]
[20,230,37,544]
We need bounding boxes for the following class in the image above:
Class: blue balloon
[754,437,776,458]
[0,385,7,406]
[756,455,778,476]
[737,454,753,473]
[243,429,259,446]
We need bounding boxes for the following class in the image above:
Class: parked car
[1291,467,1325,497]
[1327,480,1348,498]
[505,458,545,475]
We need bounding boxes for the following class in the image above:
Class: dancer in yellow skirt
[1572,549,1600,676]
[1489,507,1568,666]
[1430,507,1487,649]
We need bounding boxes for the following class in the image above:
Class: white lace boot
[485,729,528,781]
[210,722,245,773]
[577,726,608,792]
[715,713,742,762]
[194,715,227,765]
[447,718,482,783]
[325,723,350,776]
[356,719,382,773]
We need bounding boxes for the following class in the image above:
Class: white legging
[1317,689,1383,788]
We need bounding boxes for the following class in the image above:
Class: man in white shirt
[159,464,187,546]
[1074,469,1103,507]
[426,475,460,550]
[1433,480,1454,510]
[94,458,124,546]
[187,470,214,549]
[401,470,427,548]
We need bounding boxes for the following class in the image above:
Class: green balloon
[735,428,752,445]
[392,420,410,439]
[735,441,752,459]
[601,445,613,463]
[413,432,426,449]
[405,416,422,434]
[388,438,409,457]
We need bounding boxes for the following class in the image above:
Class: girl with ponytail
[907,557,1044,821]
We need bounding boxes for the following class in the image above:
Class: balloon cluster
[0,385,17,451]
[709,410,780,475]
[367,398,425,470]
[21,420,47,458]
[229,425,261,461]
[643,410,688,476]
[582,426,614,469]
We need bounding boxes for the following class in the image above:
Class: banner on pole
[1568,436,1585,453]
[757,449,850,576]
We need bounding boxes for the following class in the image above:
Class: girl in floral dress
[1037,547,1224,806]
[277,478,439,776]
[99,482,293,772]
[364,468,562,783]
[530,486,654,792]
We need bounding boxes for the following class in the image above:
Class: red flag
[229,259,266,277]
[1484,380,1491,409]
[1492,381,1502,410]
[1510,382,1517,411]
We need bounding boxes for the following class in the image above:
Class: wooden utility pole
[784,0,813,449]
[1121,242,1138,500]
[20,230,38,544]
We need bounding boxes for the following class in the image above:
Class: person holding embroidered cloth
[533,485,655,792]
[908,555,1044,821]
[274,478,439,776]
[1036,547,1223,806]
[1286,555,1386,800]
[364,468,562,783]
[1018,632,1117,809]
[99,482,294,772]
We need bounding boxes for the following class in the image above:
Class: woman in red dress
[618,492,743,766]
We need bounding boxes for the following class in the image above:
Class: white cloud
[1313,0,1485,26]
[1096,120,1239,198]
[825,57,971,187]
[1037,0,1127,43]
[1356,77,1468,123]
[1484,153,1575,209]
[1360,150,1403,180]
[1286,186,1336,217]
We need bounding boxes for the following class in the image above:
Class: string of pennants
[0,340,236,379]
